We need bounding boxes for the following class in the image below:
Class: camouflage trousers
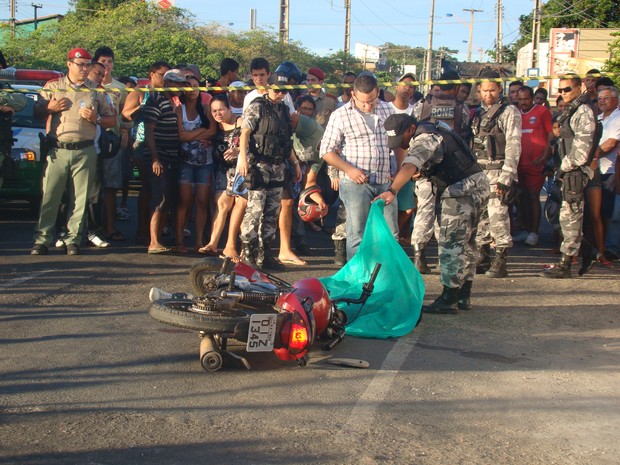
[411,177,436,246]
[476,169,513,249]
[438,188,489,288]
[331,199,347,241]
[559,199,584,256]
[240,162,284,245]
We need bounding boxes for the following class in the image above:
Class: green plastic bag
[320,200,424,339]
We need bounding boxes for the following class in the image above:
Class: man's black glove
[497,181,518,205]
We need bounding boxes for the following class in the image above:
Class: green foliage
[1,0,458,84]
[511,0,620,60]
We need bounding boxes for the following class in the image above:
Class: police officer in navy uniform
[237,72,301,270]
[31,48,115,255]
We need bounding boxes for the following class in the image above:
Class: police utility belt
[252,154,285,165]
[49,137,94,150]
[476,158,504,170]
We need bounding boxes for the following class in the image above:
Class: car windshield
[12,93,46,129]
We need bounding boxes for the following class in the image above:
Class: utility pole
[10,0,16,37]
[344,0,351,58]
[531,0,542,68]
[496,0,503,64]
[463,8,483,63]
[279,0,289,44]
[425,0,436,81]
[32,3,43,30]
[250,9,257,30]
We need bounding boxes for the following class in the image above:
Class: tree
[510,0,620,59]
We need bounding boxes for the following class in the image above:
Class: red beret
[67,48,92,60]
[307,67,325,81]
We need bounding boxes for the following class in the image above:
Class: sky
[6,0,535,61]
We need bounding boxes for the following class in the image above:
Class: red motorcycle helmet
[298,186,328,222]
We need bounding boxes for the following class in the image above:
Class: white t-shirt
[598,107,620,175]
[389,102,414,115]
[243,90,295,114]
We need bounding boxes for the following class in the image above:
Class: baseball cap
[268,72,289,86]
[163,69,190,83]
[67,48,92,60]
[398,72,417,82]
[307,67,325,81]
[384,113,417,150]
[228,80,247,90]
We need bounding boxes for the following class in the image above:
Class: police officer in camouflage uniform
[471,70,522,278]
[377,114,489,314]
[0,83,27,190]
[237,73,301,270]
[544,75,595,278]
[411,70,471,273]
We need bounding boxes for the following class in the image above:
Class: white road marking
[0,270,56,290]
[343,337,417,435]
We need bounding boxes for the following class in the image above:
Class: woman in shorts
[198,94,247,261]
[176,74,216,252]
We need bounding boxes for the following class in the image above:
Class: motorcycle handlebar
[332,263,382,306]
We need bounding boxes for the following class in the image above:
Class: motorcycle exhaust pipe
[199,335,223,372]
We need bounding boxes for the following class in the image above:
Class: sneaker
[116,207,131,221]
[524,232,539,246]
[149,287,193,302]
[66,244,80,255]
[88,234,110,248]
[512,230,529,242]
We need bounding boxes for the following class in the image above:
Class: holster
[39,133,51,158]
[496,180,519,206]
[560,168,587,205]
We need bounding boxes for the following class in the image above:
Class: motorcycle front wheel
[149,299,250,333]
[189,257,226,296]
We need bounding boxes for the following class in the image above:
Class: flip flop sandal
[147,246,173,254]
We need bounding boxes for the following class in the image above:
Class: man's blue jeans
[605,194,620,256]
[339,179,398,260]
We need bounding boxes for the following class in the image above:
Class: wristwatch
[387,186,398,196]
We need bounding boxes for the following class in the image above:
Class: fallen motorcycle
[148,257,381,372]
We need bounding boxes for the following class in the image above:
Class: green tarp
[320,200,424,339]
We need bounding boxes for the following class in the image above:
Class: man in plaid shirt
[320,73,404,260]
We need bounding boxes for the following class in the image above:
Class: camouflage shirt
[559,104,595,172]
[403,130,488,198]
[481,102,522,186]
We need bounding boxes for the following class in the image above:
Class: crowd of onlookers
[24,45,619,271]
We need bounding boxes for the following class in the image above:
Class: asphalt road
[1,197,619,465]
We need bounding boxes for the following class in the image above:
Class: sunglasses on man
[557,86,574,94]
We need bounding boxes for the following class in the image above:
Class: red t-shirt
[519,105,552,166]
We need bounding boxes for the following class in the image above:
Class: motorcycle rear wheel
[149,298,249,333]
[189,257,224,295]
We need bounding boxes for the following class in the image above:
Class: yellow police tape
[2,72,617,93]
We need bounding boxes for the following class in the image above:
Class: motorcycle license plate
[246,314,277,352]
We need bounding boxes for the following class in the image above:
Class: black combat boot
[261,241,285,271]
[422,286,460,314]
[476,244,492,274]
[485,247,508,278]
[457,280,473,311]
[241,241,258,269]
[543,254,572,279]
[334,240,346,266]
[413,243,432,274]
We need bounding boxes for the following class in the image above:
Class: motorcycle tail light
[288,313,309,354]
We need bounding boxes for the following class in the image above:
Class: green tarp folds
[320,200,424,339]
